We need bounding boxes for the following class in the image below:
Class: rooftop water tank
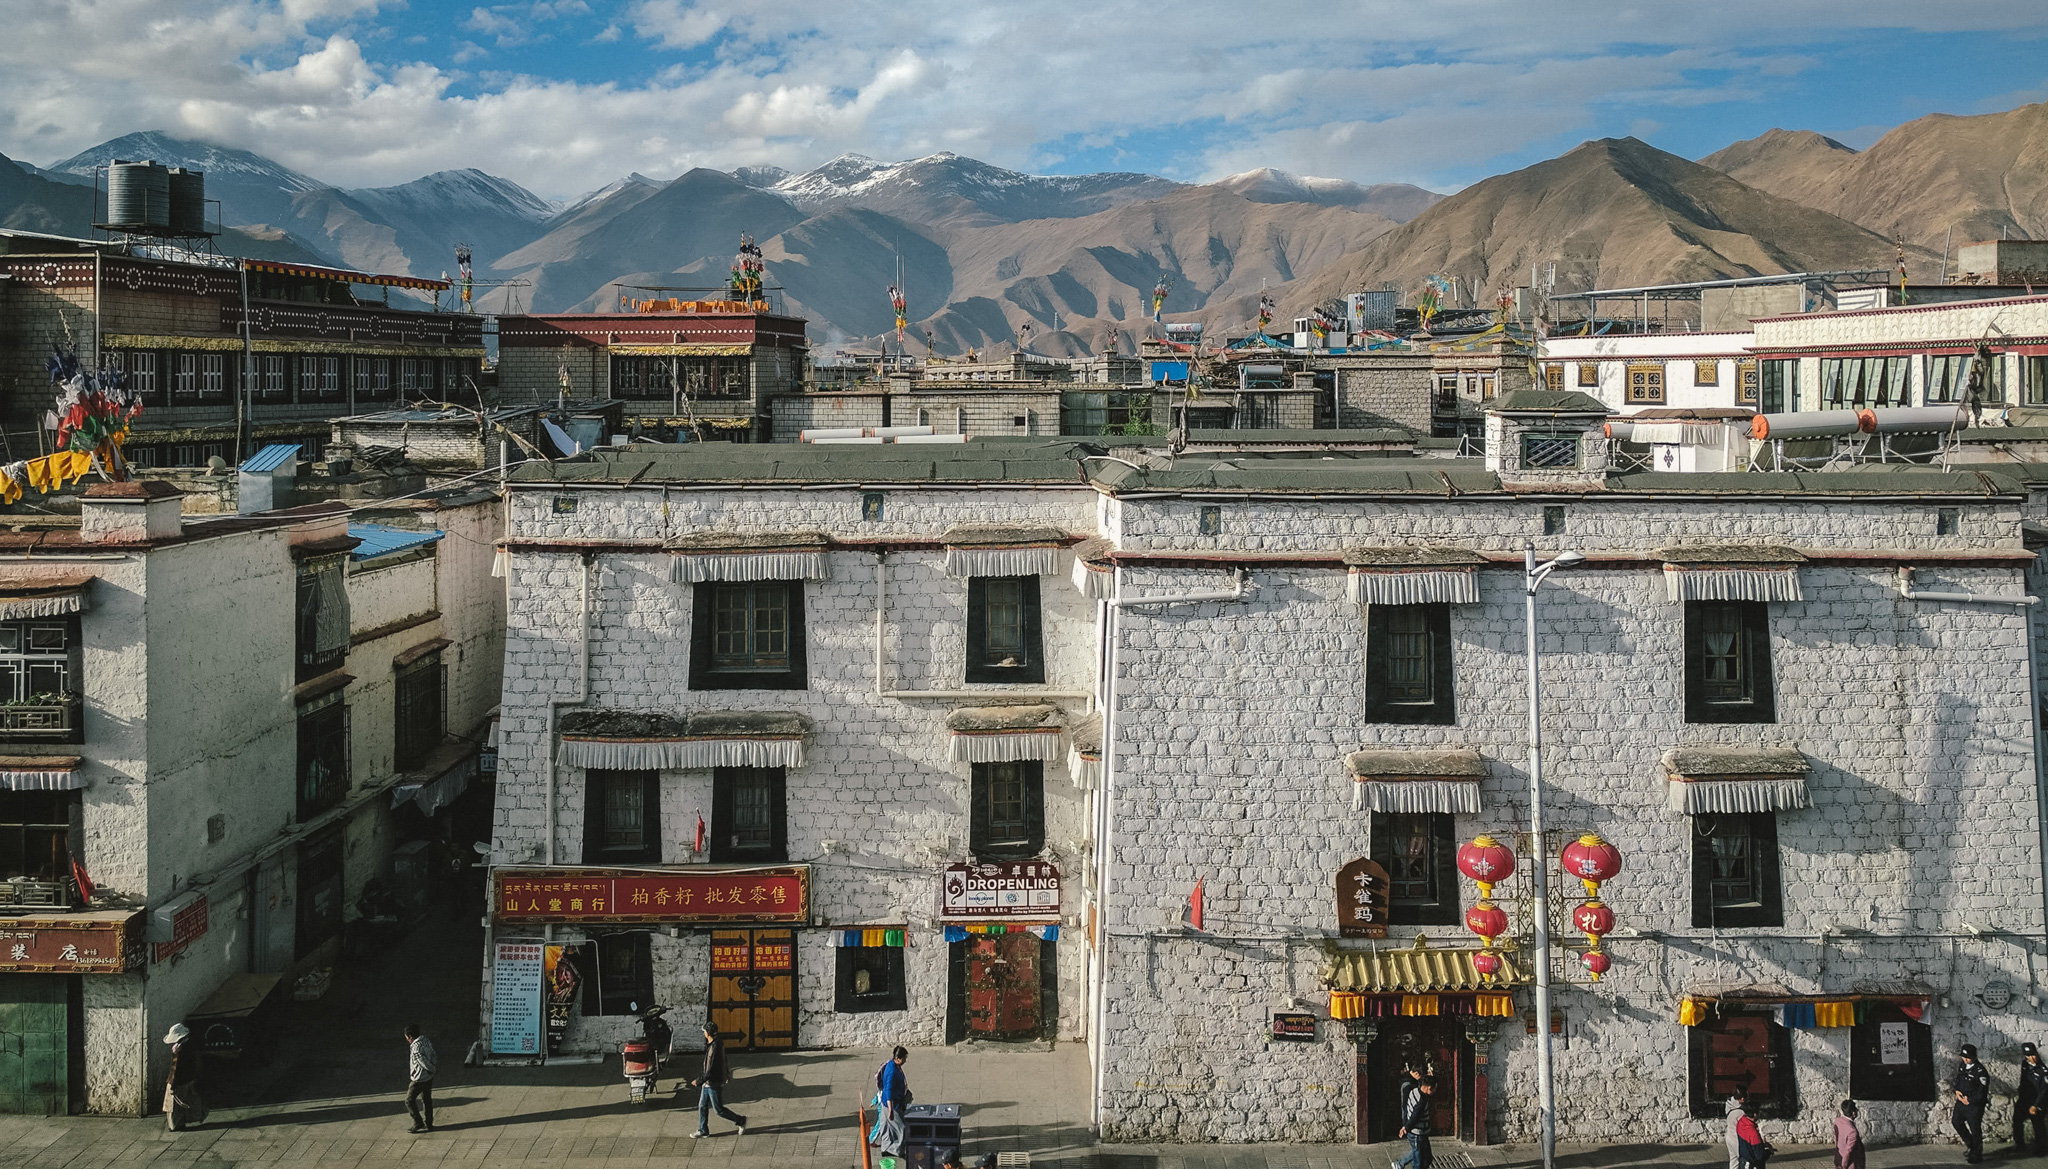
[106,161,170,230]
[167,168,206,235]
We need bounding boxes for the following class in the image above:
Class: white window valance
[1069,538,1115,600]
[559,709,813,770]
[0,756,83,792]
[942,526,1068,579]
[1345,747,1484,814]
[946,704,1064,763]
[668,532,830,584]
[1068,712,1103,789]
[0,584,90,621]
[1663,746,1812,814]
[392,753,478,816]
[1343,547,1485,606]
[1660,545,1806,603]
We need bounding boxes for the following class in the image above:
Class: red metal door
[964,933,1041,1040]
[1706,1014,1776,1102]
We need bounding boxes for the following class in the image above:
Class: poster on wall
[939,862,1061,921]
[1879,1021,1911,1066]
[543,944,578,1056]
[492,940,545,1056]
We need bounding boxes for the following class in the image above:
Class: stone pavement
[0,910,1992,1169]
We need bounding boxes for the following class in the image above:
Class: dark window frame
[965,576,1045,684]
[710,766,787,863]
[969,760,1045,860]
[1690,811,1784,928]
[689,581,807,691]
[1370,811,1458,926]
[1848,1002,1936,1101]
[1760,359,1796,413]
[1687,1007,1799,1119]
[392,653,445,771]
[1364,603,1455,725]
[1683,600,1777,724]
[295,698,349,822]
[0,615,84,745]
[295,558,349,683]
[585,932,653,1016]
[582,769,661,864]
[0,790,76,882]
[835,945,908,1013]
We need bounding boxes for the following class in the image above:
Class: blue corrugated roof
[242,444,301,473]
[348,523,446,562]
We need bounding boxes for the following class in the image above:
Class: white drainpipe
[546,554,593,865]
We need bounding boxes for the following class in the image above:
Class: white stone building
[0,480,502,1115]
[1540,332,1762,415]
[486,417,2048,1151]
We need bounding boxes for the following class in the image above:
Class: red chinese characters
[495,868,809,924]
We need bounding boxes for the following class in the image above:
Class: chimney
[81,480,185,543]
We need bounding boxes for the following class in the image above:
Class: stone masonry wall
[1334,356,1434,432]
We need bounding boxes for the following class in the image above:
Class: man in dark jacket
[163,1023,206,1132]
[2016,1043,2048,1154]
[1955,1044,1991,1163]
[689,1024,747,1138]
[1394,1075,1434,1169]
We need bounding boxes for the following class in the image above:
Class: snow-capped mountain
[771,151,1181,224]
[731,165,793,191]
[351,168,557,224]
[1216,168,1444,222]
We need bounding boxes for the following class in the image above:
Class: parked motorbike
[621,1002,673,1105]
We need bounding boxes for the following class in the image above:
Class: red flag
[1186,878,1204,931]
[70,855,96,904]
[694,812,706,855]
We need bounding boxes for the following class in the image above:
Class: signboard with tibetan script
[494,866,810,925]
[0,913,143,973]
[1270,1011,1319,1043]
[1337,857,1391,939]
[939,861,1061,921]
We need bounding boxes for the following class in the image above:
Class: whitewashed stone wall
[1093,490,2044,1146]
[493,483,1101,1054]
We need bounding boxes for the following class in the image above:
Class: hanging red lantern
[1465,901,1509,947]
[1473,950,1502,977]
[1571,900,1615,939]
[1456,835,1516,898]
[1560,833,1623,896]
[1581,949,1612,980]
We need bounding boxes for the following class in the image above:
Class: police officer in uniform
[1955,1043,1991,1163]
[2016,1042,2048,1155]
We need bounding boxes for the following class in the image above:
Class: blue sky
[4,1,2046,200]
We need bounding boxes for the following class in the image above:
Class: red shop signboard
[0,914,143,973]
[495,867,810,925]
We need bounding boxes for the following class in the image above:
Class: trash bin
[902,1103,961,1169]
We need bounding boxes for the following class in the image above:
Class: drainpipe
[1898,566,2048,973]
[1090,565,1250,1134]
[546,553,594,865]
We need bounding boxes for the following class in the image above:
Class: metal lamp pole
[1524,543,1583,1169]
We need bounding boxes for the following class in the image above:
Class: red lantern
[1571,900,1615,938]
[1561,833,1623,896]
[1465,901,1509,946]
[1456,835,1516,898]
[1581,950,1612,980]
[1473,950,1502,977]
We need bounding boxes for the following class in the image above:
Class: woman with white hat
[163,1023,206,1131]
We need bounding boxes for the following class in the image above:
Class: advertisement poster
[543,944,578,1056]
[939,862,1060,921]
[1880,1021,1910,1066]
[492,941,544,1055]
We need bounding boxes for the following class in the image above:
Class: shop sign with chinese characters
[493,866,810,924]
[0,913,143,973]
[1336,857,1391,939]
[939,861,1061,921]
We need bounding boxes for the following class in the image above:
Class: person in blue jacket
[874,1046,912,1155]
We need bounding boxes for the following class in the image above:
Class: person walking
[163,1023,206,1132]
[873,1046,912,1155]
[1724,1091,1749,1169]
[404,1023,437,1133]
[2017,1043,2048,1155]
[689,1023,747,1138]
[1955,1043,1991,1163]
[1735,1108,1773,1167]
[1835,1100,1866,1169]
[1393,1074,1435,1169]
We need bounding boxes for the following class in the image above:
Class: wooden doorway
[947,934,1054,1042]
[1363,1017,1475,1143]
[708,928,796,1050]
[1689,1007,1797,1119]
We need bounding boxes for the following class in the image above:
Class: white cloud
[2,0,2047,202]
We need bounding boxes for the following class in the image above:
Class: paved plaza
[0,915,1991,1168]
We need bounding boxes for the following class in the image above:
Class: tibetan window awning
[0,755,83,792]
[1345,747,1484,814]
[1069,537,1115,600]
[942,526,1067,579]
[1661,545,1806,603]
[946,704,1064,763]
[0,577,93,621]
[1323,939,1529,993]
[1068,712,1103,790]
[559,709,812,770]
[1343,546,1484,606]
[668,532,830,584]
[1663,746,1812,814]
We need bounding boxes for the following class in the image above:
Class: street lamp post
[1524,543,1584,1169]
